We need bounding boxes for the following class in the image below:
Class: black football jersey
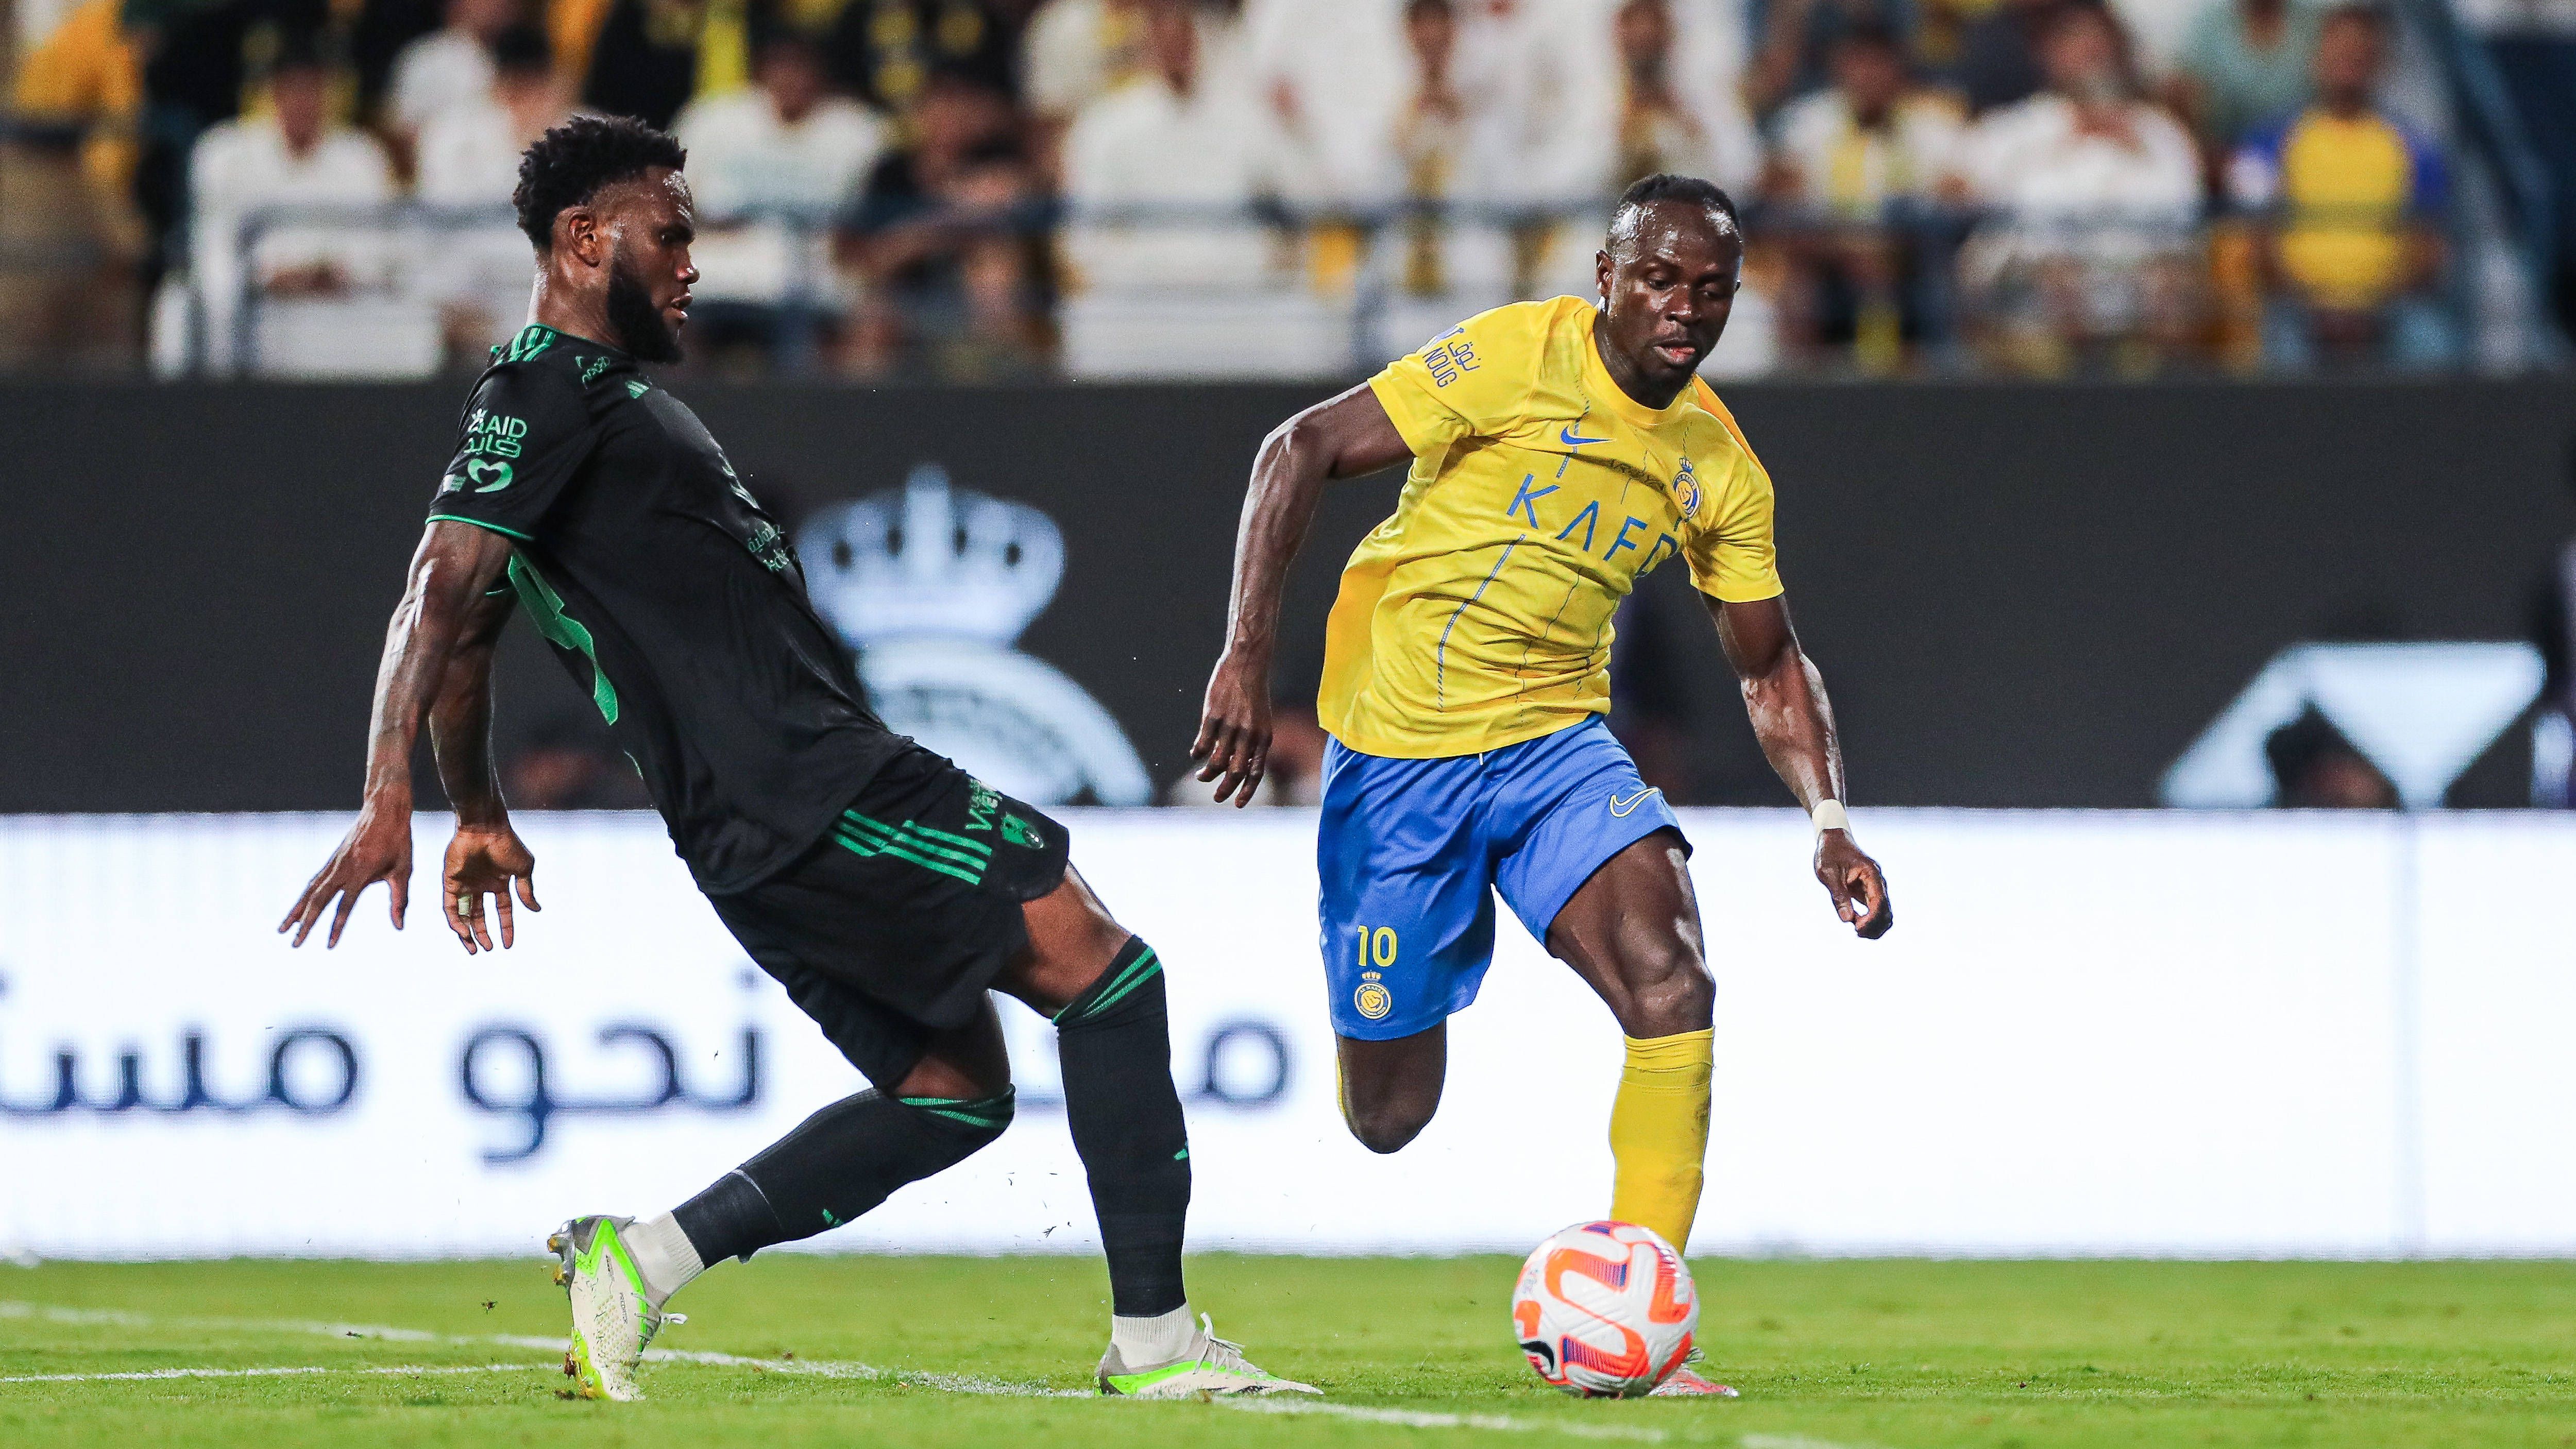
[427,323,906,891]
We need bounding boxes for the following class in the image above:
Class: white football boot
[549,1215,680,1401]
[1097,1314,1321,1397]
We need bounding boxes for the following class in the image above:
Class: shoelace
[1192,1314,1264,1376]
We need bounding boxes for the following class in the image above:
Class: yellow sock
[1607,1029,1714,1252]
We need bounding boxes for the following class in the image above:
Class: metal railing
[151,192,2560,379]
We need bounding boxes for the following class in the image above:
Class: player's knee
[1342,1096,1434,1154]
[1618,950,1714,1037]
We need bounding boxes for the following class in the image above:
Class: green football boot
[548,1215,679,1401]
[1097,1314,1319,1398]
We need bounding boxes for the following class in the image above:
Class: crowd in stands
[2,0,2471,377]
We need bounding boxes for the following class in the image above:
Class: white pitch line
[0,1363,553,1386]
[1219,1398,1669,1442]
[1,1300,1081,1398]
[5,1299,1857,1445]
[640,1344,1088,1397]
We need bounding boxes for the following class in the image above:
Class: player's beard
[605,244,684,363]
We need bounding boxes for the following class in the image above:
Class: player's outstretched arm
[279,521,516,949]
[429,569,541,956]
[1194,384,1412,805]
[1707,592,1893,939]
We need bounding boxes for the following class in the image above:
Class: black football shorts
[707,746,1071,1088]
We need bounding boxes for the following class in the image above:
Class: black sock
[672,1087,1013,1265]
[1054,936,1190,1318]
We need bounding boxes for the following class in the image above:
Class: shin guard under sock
[671,1087,1013,1266]
[1055,937,1191,1318]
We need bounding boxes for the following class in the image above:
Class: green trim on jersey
[492,324,562,364]
[507,555,620,724]
[427,513,533,542]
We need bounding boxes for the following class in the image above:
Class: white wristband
[1810,799,1851,838]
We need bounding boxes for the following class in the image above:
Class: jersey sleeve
[1365,303,1540,457]
[425,362,598,541]
[1683,384,1784,603]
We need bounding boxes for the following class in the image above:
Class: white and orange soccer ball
[1510,1220,1698,1397]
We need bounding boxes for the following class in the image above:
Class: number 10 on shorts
[1357,926,1399,967]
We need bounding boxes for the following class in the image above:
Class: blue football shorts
[1316,717,1689,1040]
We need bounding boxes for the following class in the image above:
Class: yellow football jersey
[1319,295,1783,760]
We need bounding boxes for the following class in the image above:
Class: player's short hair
[1607,174,1741,254]
[2319,1,2389,35]
[513,115,687,253]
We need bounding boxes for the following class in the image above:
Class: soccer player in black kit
[278,116,1313,1403]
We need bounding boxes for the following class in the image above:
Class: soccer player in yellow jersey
[1194,175,1893,1397]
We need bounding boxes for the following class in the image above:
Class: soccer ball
[1510,1220,1698,1397]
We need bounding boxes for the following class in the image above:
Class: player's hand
[279,801,414,948]
[443,822,540,954]
[1192,649,1274,807]
[1816,831,1892,939]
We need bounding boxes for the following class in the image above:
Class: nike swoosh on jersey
[1560,423,1611,448]
[1608,788,1660,816]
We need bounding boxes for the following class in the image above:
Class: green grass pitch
[4,1256,2571,1447]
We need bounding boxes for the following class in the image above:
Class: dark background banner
[5,379,2568,812]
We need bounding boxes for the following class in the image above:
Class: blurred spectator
[582,0,717,130]
[386,0,520,143]
[1614,0,1761,193]
[415,25,572,202]
[1766,18,1963,367]
[2227,3,2452,370]
[2168,0,2318,152]
[1375,0,1514,300]
[1747,0,1913,117]
[2265,705,2397,807]
[675,30,886,363]
[1060,0,1265,290]
[1392,0,1466,218]
[1950,3,2202,371]
[351,0,442,121]
[1433,0,1627,296]
[1953,0,2061,112]
[413,26,573,362]
[128,0,336,274]
[1022,0,1145,169]
[6,0,149,369]
[179,35,395,370]
[11,0,143,200]
[839,67,1044,376]
[1250,0,1409,224]
[825,0,1026,114]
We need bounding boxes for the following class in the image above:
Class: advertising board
[5,810,2569,1259]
